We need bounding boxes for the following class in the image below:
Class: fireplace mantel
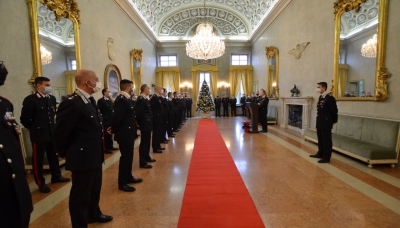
[281,97,313,134]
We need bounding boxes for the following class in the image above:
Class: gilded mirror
[130,49,143,91]
[27,0,81,99]
[104,64,122,100]
[333,0,390,101]
[266,46,279,100]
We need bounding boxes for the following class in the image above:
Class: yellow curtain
[191,70,201,116]
[156,67,180,92]
[267,65,275,97]
[209,71,218,98]
[229,66,253,96]
[65,70,77,94]
[338,64,349,97]
[229,70,241,98]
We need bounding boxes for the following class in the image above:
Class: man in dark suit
[229,96,237,117]
[310,82,338,163]
[257,89,269,133]
[214,96,221,117]
[172,92,181,131]
[167,92,176,137]
[160,88,170,143]
[0,64,33,228]
[20,77,70,193]
[150,85,165,153]
[109,80,142,192]
[185,95,193,118]
[222,94,229,117]
[240,94,246,116]
[136,84,155,169]
[53,70,113,226]
[98,88,116,154]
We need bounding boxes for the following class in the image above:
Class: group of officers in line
[0,68,193,228]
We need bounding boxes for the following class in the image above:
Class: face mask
[88,81,101,93]
[44,86,52,94]
[316,88,321,93]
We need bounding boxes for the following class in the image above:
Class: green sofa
[304,114,400,168]
[267,106,278,124]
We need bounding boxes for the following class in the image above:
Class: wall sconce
[217,82,230,90]
[180,82,193,92]
[272,82,277,87]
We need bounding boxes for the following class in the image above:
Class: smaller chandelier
[40,44,52,65]
[361,34,377,58]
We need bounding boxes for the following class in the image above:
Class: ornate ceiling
[340,0,379,39]
[128,0,279,40]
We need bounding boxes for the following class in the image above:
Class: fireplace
[281,97,313,134]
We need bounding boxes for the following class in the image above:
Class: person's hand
[14,126,21,135]
[107,127,112,135]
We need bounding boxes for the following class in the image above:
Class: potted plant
[242,121,251,133]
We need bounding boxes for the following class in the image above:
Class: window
[231,54,248,65]
[199,71,211,95]
[236,80,245,104]
[159,55,177,66]
[71,59,77,70]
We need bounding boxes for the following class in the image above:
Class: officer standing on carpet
[20,77,70,193]
[240,94,246,116]
[136,84,156,169]
[310,82,338,163]
[0,62,33,228]
[185,95,193,118]
[222,94,229,117]
[109,79,142,192]
[257,89,269,133]
[98,88,116,154]
[150,85,165,153]
[214,95,221,117]
[229,96,237,117]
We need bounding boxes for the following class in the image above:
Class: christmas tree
[196,80,215,113]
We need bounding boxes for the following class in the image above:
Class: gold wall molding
[265,46,279,100]
[266,46,279,59]
[38,0,80,24]
[130,49,143,62]
[130,49,143,88]
[333,0,367,16]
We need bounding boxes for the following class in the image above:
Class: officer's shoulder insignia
[0,96,10,103]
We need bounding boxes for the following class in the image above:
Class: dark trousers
[152,123,162,150]
[69,166,102,228]
[230,106,236,117]
[215,106,221,117]
[317,129,333,160]
[260,110,268,131]
[241,105,246,116]
[31,141,61,186]
[223,105,228,116]
[161,120,168,141]
[174,109,181,128]
[168,114,174,135]
[181,109,186,120]
[186,107,192,118]
[117,140,134,185]
[139,131,151,166]
[103,125,113,149]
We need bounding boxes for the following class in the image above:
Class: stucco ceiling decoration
[340,0,379,39]
[38,2,75,46]
[128,0,279,40]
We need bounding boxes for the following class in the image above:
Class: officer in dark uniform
[172,92,181,131]
[109,80,142,192]
[257,89,269,133]
[240,94,246,116]
[97,88,116,154]
[20,77,70,193]
[180,94,186,122]
[222,94,229,117]
[167,92,176,137]
[185,95,193,118]
[310,82,338,163]
[214,96,221,117]
[0,63,33,228]
[136,84,155,169]
[251,92,258,103]
[53,70,113,226]
[161,89,170,143]
[150,86,165,153]
[229,96,237,117]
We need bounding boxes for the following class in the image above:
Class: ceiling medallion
[186,1,225,60]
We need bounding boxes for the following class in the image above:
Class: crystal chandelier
[361,34,377,58]
[186,1,225,60]
[40,44,52,65]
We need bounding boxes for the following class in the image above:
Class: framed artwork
[193,59,216,66]
[104,64,122,100]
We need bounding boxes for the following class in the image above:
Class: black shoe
[118,184,136,192]
[260,130,267,133]
[147,158,156,162]
[161,141,169,144]
[111,147,119,150]
[104,150,113,154]
[153,150,163,153]
[140,164,153,169]
[128,177,143,184]
[88,214,113,223]
[318,159,330,163]
[158,147,165,150]
[173,130,180,132]
[168,135,175,137]
[39,184,51,193]
[51,177,71,183]
[310,154,323,158]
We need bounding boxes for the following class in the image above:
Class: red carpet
[178,120,264,228]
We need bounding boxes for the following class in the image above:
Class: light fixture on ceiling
[361,34,377,58]
[186,0,225,60]
[40,44,52,65]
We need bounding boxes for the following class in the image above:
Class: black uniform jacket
[161,97,168,122]
[53,90,104,171]
[222,97,229,106]
[97,97,113,126]
[136,95,153,132]
[20,92,57,142]
[214,98,221,107]
[185,98,193,109]
[167,98,175,115]
[0,96,33,222]
[150,94,164,124]
[316,93,338,130]
[111,93,137,142]
[240,96,246,106]
[258,96,269,113]
[229,98,237,107]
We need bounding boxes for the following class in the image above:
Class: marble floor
[27,117,400,227]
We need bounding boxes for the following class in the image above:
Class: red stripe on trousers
[32,142,42,186]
